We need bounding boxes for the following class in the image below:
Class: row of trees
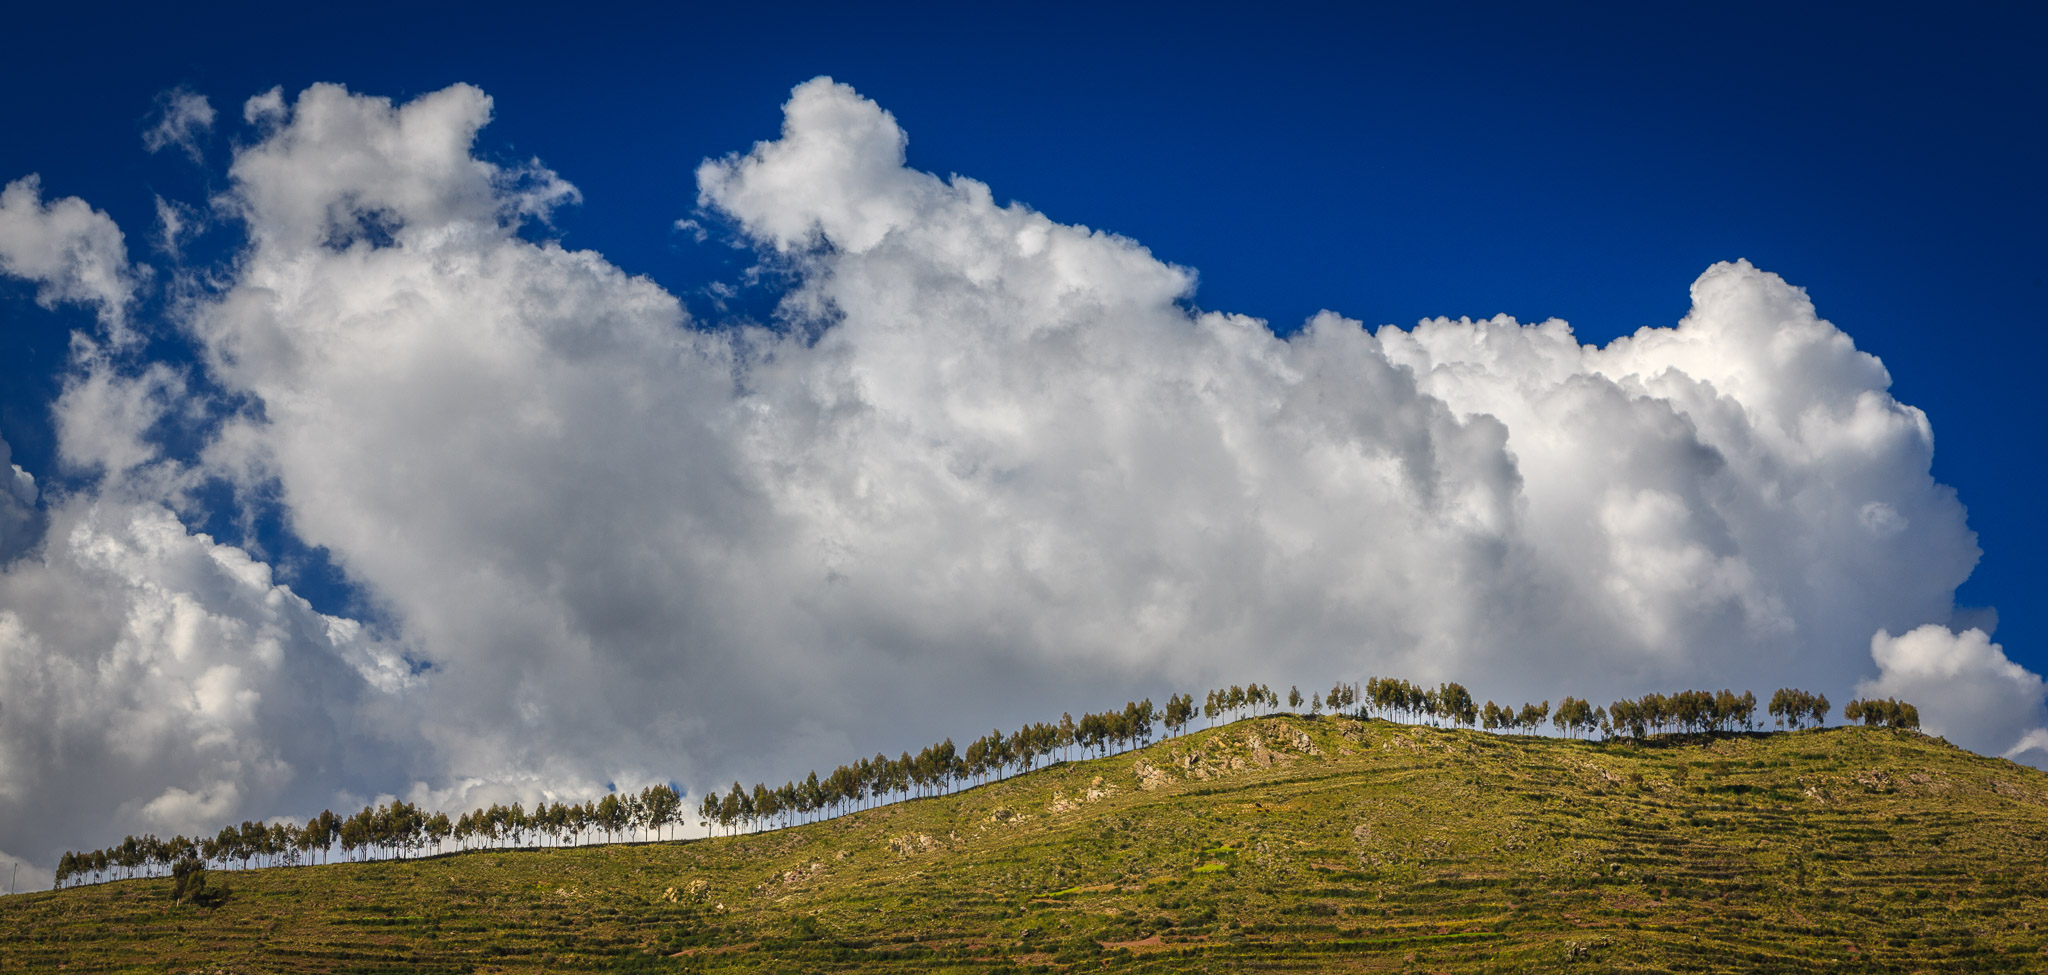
[696,698,1178,836]
[53,677,1910,889]
[57,787,685,888]
[1768,688,1833,730]
[696,680,1343,838]
[1337,680,1813,741]
[1201,684,1280,725]
[1603,689,1760,737]
[1845,697,1921,729]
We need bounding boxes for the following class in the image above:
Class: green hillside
[6,716,2046,973]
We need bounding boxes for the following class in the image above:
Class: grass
[5,716,2047,972]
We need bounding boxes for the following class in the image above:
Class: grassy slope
[5,716,2047,973]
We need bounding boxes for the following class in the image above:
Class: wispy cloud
[142,87,216,163]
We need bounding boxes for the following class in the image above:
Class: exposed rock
[1990,779,2035,801]
[778,862,824,884]
[888,833,937,855]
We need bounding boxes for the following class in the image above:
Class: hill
[4,716,2046,973]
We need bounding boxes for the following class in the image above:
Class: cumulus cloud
[223,83,576,253]
[0,496,411,880]
[0,176,135,333]
[1860,625,2048,766]
[2010,729,2048,765]
[142,88,216,162]
[0,437,39,565]
[0,76,2032,880]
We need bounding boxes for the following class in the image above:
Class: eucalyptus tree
[1165,694,1196,736]
[1607,698,1647,738]
[425,812,452,854]
[1845,697,1920,729]
[636,785,680,841]
[1435,683,1477,728]
[1553,697,1599,738]
[800,771,824,822]
[1129,699,1156,746]
[1769,688,1830,730]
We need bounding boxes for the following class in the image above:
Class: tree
[1288,685,1303,712]
[720,784,745,835]
[1554,697,1594,738]
[1609,699,1648,739]
[1770,688,1826,731]
[638,785,681,841]
[1162,695,1187,737]
[336,815,365,863]
[314,810,340,864]
[1845,697,1919,729]
[1438,682,1477,728]
[170,856,208,905]
[1328,681,1358,716]
[425,812,452,854]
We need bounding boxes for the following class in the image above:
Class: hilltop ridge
[6,715,2047,973]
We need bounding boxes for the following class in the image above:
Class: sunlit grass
[5,717,2046,972]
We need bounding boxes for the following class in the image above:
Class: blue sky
[0,1,2043,879]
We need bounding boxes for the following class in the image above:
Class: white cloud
[0,847,51,895]
[0,76,2021,880]
[224,83,575,253]
[153,195,203,258]
[0,496,412,875]
[242,86,286,128]
[2009,729,2048,765]
[0,437,38,564]
[52,355,188,486]
[1861,625,2048,767]
[142,88,216,162]
[182,75,1986,788]
[0,176,136,334]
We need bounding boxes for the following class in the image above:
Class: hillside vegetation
[5,716,2046,973]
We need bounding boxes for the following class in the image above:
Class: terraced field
[5,716,2046,972]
